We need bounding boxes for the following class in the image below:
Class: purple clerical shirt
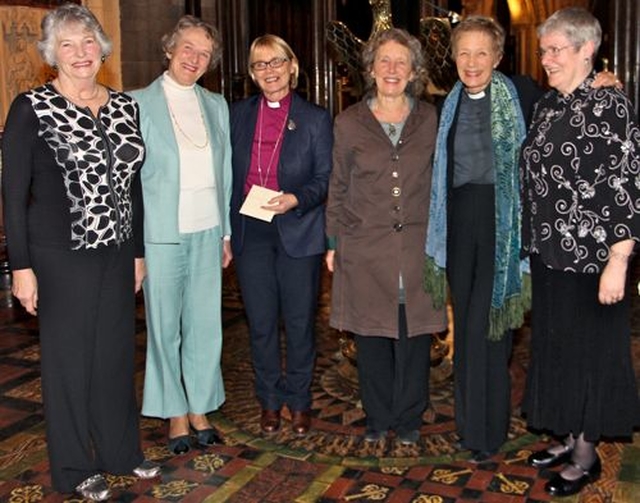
[244,93,291,195]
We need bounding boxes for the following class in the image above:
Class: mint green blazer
[130,77,232,243]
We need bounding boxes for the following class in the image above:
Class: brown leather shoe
[291,410,311,436]
[260,409,281,433]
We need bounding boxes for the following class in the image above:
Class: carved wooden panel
[0,5,54,127]
[0,1,78,7]
[0,0,119,128]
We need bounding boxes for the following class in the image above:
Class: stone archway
[506,0,548,81]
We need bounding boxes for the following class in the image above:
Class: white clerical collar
[467,89,486,100]
[264,92,292,109]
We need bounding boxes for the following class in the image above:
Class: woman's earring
[101,55,106,63]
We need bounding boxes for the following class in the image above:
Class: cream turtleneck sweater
[162,71,218,233]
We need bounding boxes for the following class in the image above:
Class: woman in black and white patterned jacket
[1,4,159,501]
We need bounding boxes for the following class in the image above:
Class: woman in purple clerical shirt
[229,34,333,437]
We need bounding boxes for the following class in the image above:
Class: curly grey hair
[361,28,427,98]
[161,15,223,71]
[38,3,112,67]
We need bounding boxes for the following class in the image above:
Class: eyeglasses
[250,57,289,71]
[536,45,574,59]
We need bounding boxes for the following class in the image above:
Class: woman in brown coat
[325,28,446,445]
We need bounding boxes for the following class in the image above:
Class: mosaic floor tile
[0,267,638,501]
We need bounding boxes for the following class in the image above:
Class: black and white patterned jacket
[2,84,145,269]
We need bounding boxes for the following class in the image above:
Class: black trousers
[447,184,512,452]
[31,240,143,493]
[235,217,321,412]
[354,305,431,435]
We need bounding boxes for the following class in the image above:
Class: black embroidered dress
[520,74,640,439]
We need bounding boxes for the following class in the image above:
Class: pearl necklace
[166,96,209,150]
[257,97,287,187]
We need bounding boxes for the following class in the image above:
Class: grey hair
[248,34,300,89]
[451,15,506,59]
[538,7,602,61]
[361,28,427,98]
[38,3,112,67]
[161,15,222,70]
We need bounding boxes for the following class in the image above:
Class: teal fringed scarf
[424,71,530,340]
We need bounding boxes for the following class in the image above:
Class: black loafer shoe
[168,434,191,455]
[452,437,467,451]
[528,445,573,469]
[363,429,386,443]
[469,449,497,463]
[545,457,602,497]
[193,427,223,447]
[397,429,420,446]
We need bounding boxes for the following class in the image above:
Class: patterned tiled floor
[0,268,639,502]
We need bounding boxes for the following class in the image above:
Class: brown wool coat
[326,99,447,338]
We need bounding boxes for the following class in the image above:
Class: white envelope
[239,185,282,223]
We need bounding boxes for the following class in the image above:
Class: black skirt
[522,254,640,441]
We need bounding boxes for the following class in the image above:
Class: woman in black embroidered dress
[1,4,159,500]
[521,7,640,498]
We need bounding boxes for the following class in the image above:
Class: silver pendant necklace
[386,122,397,137]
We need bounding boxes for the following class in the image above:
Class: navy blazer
[230,93,333,258]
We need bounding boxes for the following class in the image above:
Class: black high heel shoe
[544,455,602,497]
[191,426,223,447]
[168,435,191,455]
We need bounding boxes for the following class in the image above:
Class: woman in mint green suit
[131,15,232,455]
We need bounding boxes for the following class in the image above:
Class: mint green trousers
[141,227,225,418]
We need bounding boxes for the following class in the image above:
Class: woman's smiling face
[453,30,502,94]
[166,26,213,86]
[371,40,415,99]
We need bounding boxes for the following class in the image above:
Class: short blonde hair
[248,34,300,89]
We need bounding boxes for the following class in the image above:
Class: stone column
[207,0,249,101]
[311,0,336,113]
